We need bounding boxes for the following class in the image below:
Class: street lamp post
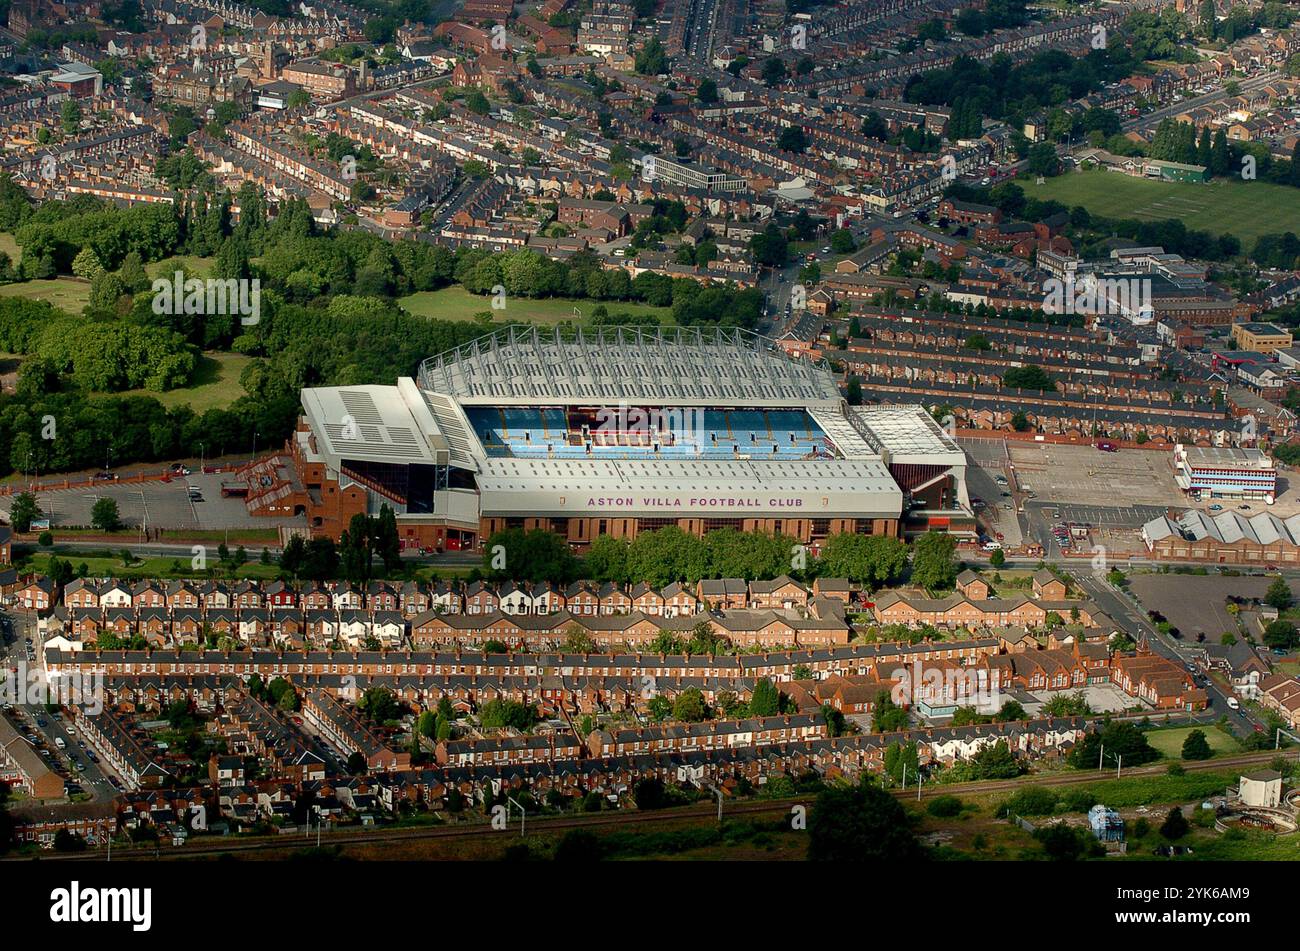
[705,783,723,823]
[506,795,526,836]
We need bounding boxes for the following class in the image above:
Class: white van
[982,541,1002,551]
[1225,697,1240,710]
[54,737,66,750]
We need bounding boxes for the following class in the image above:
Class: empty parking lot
[1008,443,1185,508]
[8,471,303,532]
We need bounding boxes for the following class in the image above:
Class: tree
[91,497,121,532]
[671,687,706,722]
[635,37,667,75]
[830,229,856,254]
[1263,619,1299,651]
[761,57,787,87]
[61,99,82,135]
[1265,575,1292,611]
[562,624,597,653]
[989,548,1005,569]
[968,738,1021,778]
[1181,728,1212,761]
[71,248,104,280]
[996,700,1027,722]
[808,782,923,861]
[1026,142,1060,177]
[357,686,401,723]
[633,777,669,809]
[8,492,40,533]
[697,79,718,104]
[911,532,957,590]
[584,533,630,583]
[1159,806,1189,840]
[778,126,808,153]
[53,828,88,852]
[374,503,401,572]
[872,690,909,732]
[1002,365,1056,392]
[750,678,781,716]
[749,224,789,267]
[927,794,963,818]
[346,752,367,774]
[818,533,908,588]
[1068,721,1159,769]
[482,527,579,583]
[846,375,863,406]
[554,829,604,861]
[1036,822,1087,861]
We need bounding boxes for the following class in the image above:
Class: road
[1069,568,1257,735]
[0,610,118,801]
[1122,70,1281,134]
[20,538,483,569]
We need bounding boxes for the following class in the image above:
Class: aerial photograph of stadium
[0,0,1295,930]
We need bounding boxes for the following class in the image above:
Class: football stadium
[241,326,974,550]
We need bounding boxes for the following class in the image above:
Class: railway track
[21,750,1284,862]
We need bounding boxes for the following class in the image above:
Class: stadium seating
[468,406,831,460]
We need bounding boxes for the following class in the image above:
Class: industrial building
[1142,509,1300,564]
[1172,444,1277,502]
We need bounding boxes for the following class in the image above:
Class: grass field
[1028,169,1300,246]
[0,232,19,264]
[399,285,673,325]
[146,255,216,280]
[0,276,90,312]
[31,553,283,580]
[1145,726,1242,760]
[115,352,251,413]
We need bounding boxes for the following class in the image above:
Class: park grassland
[1143,725,1242,759]
[399,285,674,325]
[1028,169,1300,246]
[114,351,252,413]
[0,276,91,312]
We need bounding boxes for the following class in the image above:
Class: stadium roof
[846,405,965,465]
[476,456,902,518]
[301,381,450,465]
[417,325,841,408]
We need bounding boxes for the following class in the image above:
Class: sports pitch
[1028,170,1300,246]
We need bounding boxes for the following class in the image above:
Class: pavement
[25,469,303,533]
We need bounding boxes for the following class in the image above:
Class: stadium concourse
[235,326,975,551]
